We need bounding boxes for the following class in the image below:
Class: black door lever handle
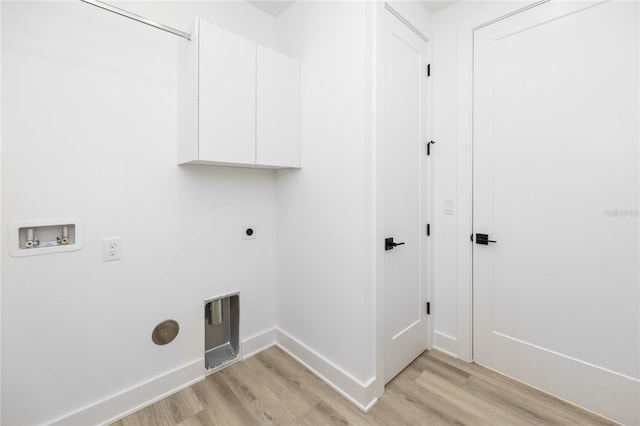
[475,233,497,245]
[385,237,406,250]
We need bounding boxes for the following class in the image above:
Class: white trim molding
[46,327,380,425]
[275,329,378,412]
[51,359,203,426]
[241,327,277,360]
[49,329,277,425]
[433,331,458,359]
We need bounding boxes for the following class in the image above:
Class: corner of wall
[271,0,378,400]
[275,329,378,412]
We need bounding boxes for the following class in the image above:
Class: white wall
[1,2,278,424]
[273,1,431,409]
[430,1,541,360]
[273,0,378,405]
[0,2,3,422]
[0,1,443,423]
[386,0,433,38]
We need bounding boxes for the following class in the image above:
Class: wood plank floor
[111,347,616,426]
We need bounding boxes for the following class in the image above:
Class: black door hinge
[426,140,436,156]
[426,302,431,315]
[427,64,431,77]
[426,224,431,236]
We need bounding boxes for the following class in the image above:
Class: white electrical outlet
[103,237,122,261]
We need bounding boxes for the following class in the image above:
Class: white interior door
[473,2,639,424]
[384,10,430,384]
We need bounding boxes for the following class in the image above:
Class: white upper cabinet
[178,18,300,169]
[199,20,256,165]
[257,45,301,168]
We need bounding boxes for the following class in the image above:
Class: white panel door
[198,20,256,164]
[473,2,639,424]
[384,10,429,383]
[256,45,300,168]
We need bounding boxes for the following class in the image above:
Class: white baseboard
[51,359,203,426]
[480,332,640,425]
[275,329,378,412]
[49,329,277,425]
[48,328,378,425]
[242,328,277,359]
[433,330,458,358]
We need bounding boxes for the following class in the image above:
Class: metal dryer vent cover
[152,319,179,345]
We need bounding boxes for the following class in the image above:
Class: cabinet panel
[256,45,301,168]
[178,18,300,169]
[199,21,256,164]
[177,20,199,165]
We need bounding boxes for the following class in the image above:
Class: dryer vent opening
[204,293,239,372]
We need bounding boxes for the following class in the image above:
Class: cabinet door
[199,20,256,165]
[256,45,300,168]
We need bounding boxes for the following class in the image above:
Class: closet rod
[79,0,191,40]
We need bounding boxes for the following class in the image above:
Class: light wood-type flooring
[111,346,616,426]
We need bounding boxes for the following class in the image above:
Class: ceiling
[247,1,457,17]
[421,0,456,13]
[246,1,295,17]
